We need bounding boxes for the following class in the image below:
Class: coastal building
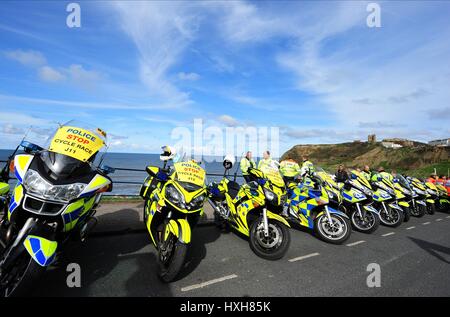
[428,138,450,147]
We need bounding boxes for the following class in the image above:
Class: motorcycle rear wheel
[402,207,411,222]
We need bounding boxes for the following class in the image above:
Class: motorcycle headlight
[165,184,184,205]
[264,188,276,201]
[189,194,206,209]
[23,169,85,202]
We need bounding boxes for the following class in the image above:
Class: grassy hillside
[281,142,450,179]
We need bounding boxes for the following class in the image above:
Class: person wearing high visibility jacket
[361,165,372,181]
[279,157,301,184]
[240,151,256,183]
[300,155,315,178]
[258,150,277,170]
[371,166,393,182]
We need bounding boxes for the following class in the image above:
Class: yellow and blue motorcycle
[207,157,291,260]
[340,171,380,233]
[140,147,207,282]
[371,175,404,227]
[285,171,351,244]
[435,183,450,213]
[0,121,113,297]
[424,181,438,215]
[406,177,429,217]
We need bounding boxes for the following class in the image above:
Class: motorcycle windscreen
[173,161,206,187]
[260,165,284,188]
[48,124,106,163]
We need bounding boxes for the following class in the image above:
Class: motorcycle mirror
[100,164,115,175]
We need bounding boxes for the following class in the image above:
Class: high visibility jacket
[372,171,393,182]
[279,159,301,177]
[258,158,276,170]
[301,160,315,176]
[361,170,371,181]
[240,157,256,175]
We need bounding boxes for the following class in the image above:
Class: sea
[0,150,242,196]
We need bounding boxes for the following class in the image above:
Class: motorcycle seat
[227,181,241,199]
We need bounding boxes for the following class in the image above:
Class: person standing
[279,157,301,184]
[361,165,372,181]
[300,155,315,177]
[240,151,256,183]
[258,150,276,170]
[335,165,349,183]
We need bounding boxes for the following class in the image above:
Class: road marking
[406,226,416,230]
[288,252,320,262]
[382,232,395,237]
[436,218,443,222]
[346,240,366,247]
[422,222,431,225]
[181,274,238,292]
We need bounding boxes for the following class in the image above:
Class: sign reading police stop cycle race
[49,126,105,162]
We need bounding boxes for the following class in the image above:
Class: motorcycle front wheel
[0,251,44,297]
[157,230,187,283]
[350,209,379,233]
[249,217,290,261]
[379,205,404,227]
[402,207,411,222]
[314,214,351,244]
[427,203,436,215]
[410,204,426,217]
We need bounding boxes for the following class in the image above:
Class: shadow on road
[30,207,173,296]
[175,226,222,281]
[409,237,450,264]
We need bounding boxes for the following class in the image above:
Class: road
[30,209,450,297]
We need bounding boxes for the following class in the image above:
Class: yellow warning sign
[49,126,104,162]
[174,162,206,187]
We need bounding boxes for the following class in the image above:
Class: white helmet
[160,145,176,161]
[223,154,235,170]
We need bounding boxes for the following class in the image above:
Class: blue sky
[0,1,449,155]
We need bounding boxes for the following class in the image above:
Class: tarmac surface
[29,201,450,297]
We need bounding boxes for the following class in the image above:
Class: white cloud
[3,49,47,67]
[178,72,200,81]
[217,114,240,127]
[66,64,101,90]
[1,123,25,135]
[112,2,200,105]
[38,66,65,82]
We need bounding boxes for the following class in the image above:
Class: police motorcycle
[207,156,291,260]
[140,147,208,282]
[406,177,429,217]
[392,174,416,222]
[285,170,351,244]
[370,174,404,227]
[435,182,450,213]
[0,121,114,297]
[424,181,438,215]
[340,170,380,233]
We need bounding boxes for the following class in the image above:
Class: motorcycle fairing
[8,184,24,220]
[23,235,58,267]
[79,174,111,198]
[13,154,33,183]
[165,218,192,244]
[61,195,96,232]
